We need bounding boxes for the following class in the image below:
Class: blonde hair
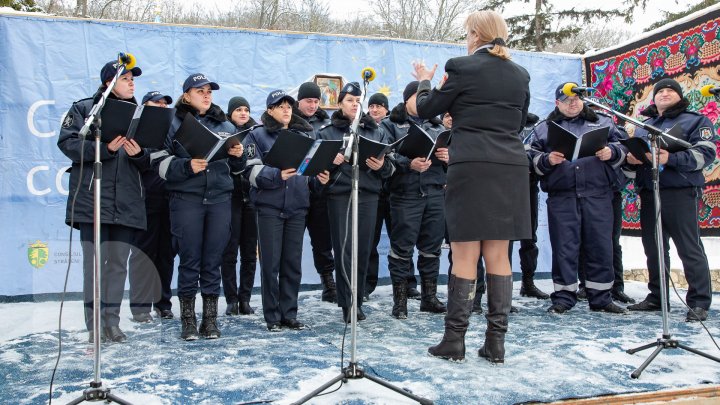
[465,10,511,60]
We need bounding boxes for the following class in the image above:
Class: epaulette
[318,123,332,131]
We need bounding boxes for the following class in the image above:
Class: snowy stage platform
[2,279,719,404]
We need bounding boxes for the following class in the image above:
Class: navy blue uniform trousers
[306,192,335,276]
[639,188,712,310]
[79,223,134,330]
[548,194,614,309]
[128,195,175,314]
[578,190,625,291]
[221,195,258,304]
[328,194,377,308]
[388,192,444,283]
[170,197,231,297]
[256,210,305,324]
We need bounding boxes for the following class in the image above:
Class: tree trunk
[534,0,543,51]
[74,0,87,17]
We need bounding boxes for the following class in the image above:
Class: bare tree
[546,25,633,54]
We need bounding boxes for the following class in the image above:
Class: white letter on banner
[56,166,70,195]
[28,100,56,138]
[27,166,51,195]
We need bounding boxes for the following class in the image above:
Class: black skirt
[445,162,531,242]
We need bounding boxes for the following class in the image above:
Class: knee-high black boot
[478,274,512,363]
[428,275,476,361]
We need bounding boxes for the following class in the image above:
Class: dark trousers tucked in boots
[420,278,447,313]
[199,294,221,339]
[428,275,476,361]
[479,274,513,363]
[392,281,408,319]
[179,296,198,341]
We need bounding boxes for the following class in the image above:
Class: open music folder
[263,130,342,176]
[100,98,174,149]
[174,112,249,162]
[546,122,608,161]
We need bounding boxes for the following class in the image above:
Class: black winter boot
[320,272,337,303]
[391,281,408,319]
[428,275,476,361]
[420,278,447,313]
[179,296,199,341]
[478,274,512,363]
[199,294,221,339]
[520,277,549,300]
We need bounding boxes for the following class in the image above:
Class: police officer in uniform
[577,105,635,304]
[154,73,246,340]
[626,78,716,322]
[528,83,628,315]
[382,81,448,319]
[128,91,176,323]
[514,112,550,300]
[243,89,329,331]
[293,82,338,303]
[58,60,148,343]
[365,92,395,300]
[221,96,259,316]
[317,82,395,322]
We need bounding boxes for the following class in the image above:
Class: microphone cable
[48,134,87,404]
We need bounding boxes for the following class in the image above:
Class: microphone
[361,67,376,82]
[117,52,137,69]
[561,82,596,97]
[700,84,720,97]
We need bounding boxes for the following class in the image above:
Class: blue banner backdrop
[0,13,582,296]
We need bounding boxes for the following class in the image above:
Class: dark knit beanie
[368,93,389,110]
[653,78,683,99]
[227,96,250,115]
[403,81,419,102]
[297,82,322,101]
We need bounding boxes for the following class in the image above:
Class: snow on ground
[1,279,718,404]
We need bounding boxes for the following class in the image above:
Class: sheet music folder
[100,98,173,149]
[263,130,342,176]
[546,122,609,161]
[397,122,452,161]
[174,112,248,162]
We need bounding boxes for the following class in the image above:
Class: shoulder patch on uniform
[246,143,256,159]
[436,72,448,90]
[699,127,714,141]
[61,113,74,129]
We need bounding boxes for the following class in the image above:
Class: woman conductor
[412,10,531,363]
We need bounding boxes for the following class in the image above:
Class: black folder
[99,98,136,142]
[658,123,690,153]
[263,130,342,176]
[99,98,174,149]
[125,105,175,149]
[357,135,402,170]
[397,122,452,161]
[547,122,609,161]
[174,112,248,162]
[619,137,651,164]
[619,123,688,165]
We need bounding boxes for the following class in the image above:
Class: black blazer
[415,49,530,167]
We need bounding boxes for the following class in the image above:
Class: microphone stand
[580,95,720,378]
[67,61,133,405]
[291,80,432,405]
